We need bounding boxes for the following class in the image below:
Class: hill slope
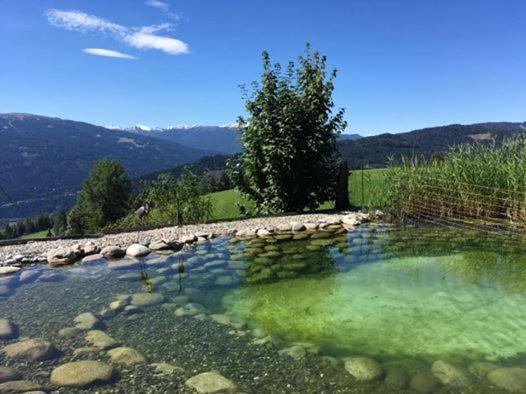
[0,113,212,221]
[339,122,526,168]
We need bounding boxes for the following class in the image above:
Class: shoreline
[0,211,372,265]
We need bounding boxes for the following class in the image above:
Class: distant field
[20,230,50,239]
[208,168,389,220]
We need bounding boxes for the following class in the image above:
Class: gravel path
[0,212,361,261]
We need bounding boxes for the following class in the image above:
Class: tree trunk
[335,160,351,210]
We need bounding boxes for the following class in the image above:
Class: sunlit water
[2,223,526,392]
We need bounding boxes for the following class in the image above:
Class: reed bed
[386,137,526,232]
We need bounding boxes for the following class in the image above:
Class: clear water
[2,223,526,392]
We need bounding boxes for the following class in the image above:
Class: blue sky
[1,0,525,135]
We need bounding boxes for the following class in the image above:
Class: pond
[1,223,526,392]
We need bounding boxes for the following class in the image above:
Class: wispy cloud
[83,48,137,59]
[46,9,188,55]
[145,0,180,20]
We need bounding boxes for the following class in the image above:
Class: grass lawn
[20,230,50,239]
[209,168,389,220]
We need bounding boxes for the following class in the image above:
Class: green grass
[19,230,50,239]
[208,168,389,220]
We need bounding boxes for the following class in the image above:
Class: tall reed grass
[386,137,526,227]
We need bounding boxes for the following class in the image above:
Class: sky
[0,0,525,136]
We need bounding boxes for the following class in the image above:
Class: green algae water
[2,223,526,392]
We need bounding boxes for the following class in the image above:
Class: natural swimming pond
[2,223,526,392]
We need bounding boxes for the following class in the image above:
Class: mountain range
[1,112,525,223]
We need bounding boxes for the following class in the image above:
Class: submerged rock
[468,361,499,378]
[344,357,384,382]
[0,319,16,339]
[409,372,439,393]
[18,270,40,284]
[487,367,526,392]
[131,292,165,307]
[185,371,237,393]
[151,362,184,375]
[50,360,114,388]
[0,380,43,393]
[81,254,103,263]
[0,367,21,383]
[431,360,472,387]
[74,312,102,330]
[3,338,56,361]
[58,327,80,338]
[85,330,118,350]
[278,345,306,360]
[107,347,146,365]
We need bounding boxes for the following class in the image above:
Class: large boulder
[83,242,100,256]
[344,357,384,382]
[50,360,114,388]
[46,247,78,266]
[3,338,56,361]
[100,245,125,259]
[185,371,237,393]
[487,367,526,392]
[0,319,16,339]
[431,360,472,387]
[126,244,151,257]
[107,347,146,365]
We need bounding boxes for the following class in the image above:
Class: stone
[85,330,118,350]
[58,327,80,338]
[100,245,125,259]
[82,242,100,256]
[468,361,498,378]
[290,222,306,232]
[410,372,439,393]
[18,270,40,284]
[3,338,56,361]
[276,224,292,232]
[383,365,409,388]
[124,305,143,315]
[109,299,128,311]
[151,362,184,375]
[292,233,310,240]
[342,215,361,226]
[117,272,142,282]
[182,234,197,243]
[50,360,114,388]
[126,244,151,257]
[0,319,16,339]
[74,312,102,330]
[487,367,526,392]
[81,254,103,263]
[131,292,165,307]
[174,303,206,316]
[107,347,146,365]
[185,371,237,393]
[0,367,21,383]
[214,276,233,287]
[38,272,64,282]
[46,247,77,266]
[344,357,384,382]
[278,345,306,360]
[73,347,99,356]
[149,240,171,251]
[0,267,20,275]
[431,360,472,387]
[256,228,271,237]
[0,380,42,393]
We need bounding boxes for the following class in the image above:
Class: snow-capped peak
[105,124,123,130]
[135,124,154,132]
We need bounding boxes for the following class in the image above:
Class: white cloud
[124,32,188,55]
[146,0,169,11]
[83,48,137,59]
[46,9,188,56]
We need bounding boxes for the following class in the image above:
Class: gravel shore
[0,212,363,261]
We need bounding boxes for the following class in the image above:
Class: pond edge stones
[185,371,237,393]
[431,360,472,387]
[344,357,384,382]
[3,338,57,361]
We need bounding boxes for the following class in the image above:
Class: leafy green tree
[51,210,67,236]
[230,44,346,213]
[67,158,132,234]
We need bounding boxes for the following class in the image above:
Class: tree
[67,158,132,234]
[229,44,346,213]
[51,210,67,236]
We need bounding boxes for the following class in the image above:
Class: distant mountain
[108,124,242,154]
[110,124,362,154]
[0,113,212,222]
[338,122,526,169]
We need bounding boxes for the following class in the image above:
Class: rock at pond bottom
[344,357,384,382]
[0,380,43,393]
[85,330,118,350]
[74,312,102,330]
[151,362,184,375]
[50,360,114,388]
[0,319,16,339]
[185,371,237,393]
[0,366,22,383]
[131,292,165,307]
[431,360,472,387]
[3,338,56,361]
[278,345,306,360]
[107,347,146,365]
[409,372,439,393]
[487,367,526,392]
[58,327,80,338]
